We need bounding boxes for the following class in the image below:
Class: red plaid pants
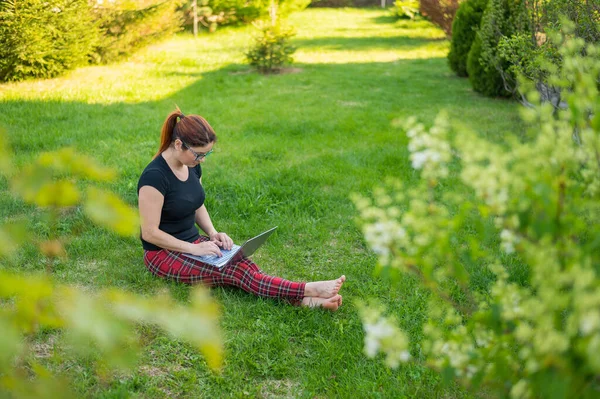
[143,237,306,302]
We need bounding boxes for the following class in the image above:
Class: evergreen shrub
[472,0,530,97]
[447,0,487,77]
[246,20,296,73]
[92,0,184,63]
[466,33,506,96]
[0,0,98,82]
[498,0,599,106]
[207,0,264,25]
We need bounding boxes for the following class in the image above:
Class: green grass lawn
[0,8,524,398]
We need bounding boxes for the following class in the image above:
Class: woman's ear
[173,138,182,151]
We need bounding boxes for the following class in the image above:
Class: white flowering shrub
[354,28,600,398]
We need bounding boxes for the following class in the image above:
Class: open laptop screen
[183,226,277,268]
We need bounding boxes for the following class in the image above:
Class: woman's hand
[188,241,223,257]
[209,232,233,251]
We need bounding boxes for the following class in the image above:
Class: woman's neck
[162,148,185,170]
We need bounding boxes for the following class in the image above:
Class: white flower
[466,365,477,379]
[360,306,410,369]
[411,151,428,169]
[580,312,600,336]
[399,350,410,362]
[405,114,451,180]
[363,221,406,263]
[364,334,380,357]
[500,229,519,254]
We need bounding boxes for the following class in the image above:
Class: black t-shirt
[137,155,205,251]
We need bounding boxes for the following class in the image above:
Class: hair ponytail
[154,109,185,159]
[154,108,217,159]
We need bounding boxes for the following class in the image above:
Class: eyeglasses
[181,141,213,161]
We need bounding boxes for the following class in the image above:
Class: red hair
[154,108,217,159]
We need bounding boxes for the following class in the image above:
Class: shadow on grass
[371,14,443,29]
[370,14,399,25]
[293,34,446,51]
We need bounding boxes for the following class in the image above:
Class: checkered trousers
[143,236,306,302]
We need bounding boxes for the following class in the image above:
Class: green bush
[92,0,184,64]
[497,1,599,107]
[246,20,296,73]
[184,0,310,31]
[543,0,600,44]
[308,0,352,6]
[497,31,562,105]
[472,0,530,97]
[205,0,265,26]
[180,0,238,32]
[466,33,506,96]
[447,0,488,77]
[392,0,420,20]
[0,0,98,82]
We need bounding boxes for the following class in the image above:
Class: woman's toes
[323,295,341,311]
[334,275,346,293]
[302,296,341,311]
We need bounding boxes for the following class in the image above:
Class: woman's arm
[195,204,217,237]
[139,185,221,256]
[195,204,234,250]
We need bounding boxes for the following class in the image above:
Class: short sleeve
[194,164,202,180]
[138,168,169,196]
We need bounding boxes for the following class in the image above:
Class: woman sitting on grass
[138,109,345,310]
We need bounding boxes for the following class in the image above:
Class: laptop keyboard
[197,244,241,264]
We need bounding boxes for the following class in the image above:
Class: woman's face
[177,140,214,167]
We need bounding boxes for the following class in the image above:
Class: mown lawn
[0,8,523,398]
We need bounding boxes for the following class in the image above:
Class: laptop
[183,226,277,268]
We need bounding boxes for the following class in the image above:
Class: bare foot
[301,295,343,311]
[305,275,346,298]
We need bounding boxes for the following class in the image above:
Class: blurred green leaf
[0,220,27,258]
[0,107,223,395]
[11,165,53,204]
[83,187,139,236]
[2,362,76,399]
[0,318,22,372]
[108,286,223,370]
[58,287,139,369]
[0,272,62,332]
[35,180,80,207]
[37,147,116,181]
[0,270,223,384]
